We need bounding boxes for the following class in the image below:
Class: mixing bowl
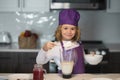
[84,54,103,65]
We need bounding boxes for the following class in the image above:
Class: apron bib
[61,41,85,74]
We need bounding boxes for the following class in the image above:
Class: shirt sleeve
[36,44,61,65]
[36,48,48,64]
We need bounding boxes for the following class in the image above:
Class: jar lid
[34,64,43,68]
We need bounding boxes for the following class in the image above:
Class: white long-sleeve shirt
[36,41,81,70]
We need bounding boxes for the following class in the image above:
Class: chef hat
[59,9,80,26]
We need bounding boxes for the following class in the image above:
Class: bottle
[33,64,44,80]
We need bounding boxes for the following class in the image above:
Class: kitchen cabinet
[85,57,110,73]
[17,52,38,73]
[107,0,120,12]
[0,0,19,11]
[0,52,49,73]
[108,52,120,73]
[17,52,49,73]
[0,0,50,12]
[0,52,18,73]
[85,61,109,73]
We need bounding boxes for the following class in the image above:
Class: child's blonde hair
[54,25,81,42]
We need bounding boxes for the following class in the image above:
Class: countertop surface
[0,42,40,52]
[0,73,120,80]
[105,43,120,52]
[0,42,120,52]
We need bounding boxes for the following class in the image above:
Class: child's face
[61,24,76,41]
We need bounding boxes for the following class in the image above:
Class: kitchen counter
[0,42,120,52]
[0,42,40,52]
[106,43,120,52]
[0,73,120,80]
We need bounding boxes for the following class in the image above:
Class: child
[36,9,85,74]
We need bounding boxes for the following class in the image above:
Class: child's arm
[36,42,58,64]
[36,48,48,64]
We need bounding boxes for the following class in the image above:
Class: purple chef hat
[59,9,80,26]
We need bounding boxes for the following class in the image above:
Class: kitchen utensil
[0,32,11,44]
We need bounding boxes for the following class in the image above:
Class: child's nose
[68,29,72,33]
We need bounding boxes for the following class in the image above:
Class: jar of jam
[33,64,45,80]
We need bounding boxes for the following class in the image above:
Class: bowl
[8,74,31,80]
[84,54,103,65]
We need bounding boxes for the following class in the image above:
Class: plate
[90,78,112,80]
[0,76,8,80]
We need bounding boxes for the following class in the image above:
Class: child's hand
[43,42,56,51]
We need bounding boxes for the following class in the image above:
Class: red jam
[33,64,44,80]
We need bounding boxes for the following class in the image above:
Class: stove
[82,40,109,61]
[82,40,110,73]
[82,40,108,50]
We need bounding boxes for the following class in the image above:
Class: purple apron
[61,41,85,74]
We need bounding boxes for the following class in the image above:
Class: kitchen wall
[0,10,120,47]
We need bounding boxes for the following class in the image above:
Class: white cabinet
[0,0,50,12]
[22,0,50,12]
[0,0,19,11]
[107,0,120,12]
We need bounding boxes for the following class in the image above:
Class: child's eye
[71,28,75,30]
[64,27,68,30]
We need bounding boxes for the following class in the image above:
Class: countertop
[0,73,120,80]
[0,42,40,52]
[0,42,120,52]
[105,43,120,52]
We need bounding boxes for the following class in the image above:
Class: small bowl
[84,54,103,65]
[8,74,31,80]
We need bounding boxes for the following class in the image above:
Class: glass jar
[60,49,77,79]
[33,64,44,80]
